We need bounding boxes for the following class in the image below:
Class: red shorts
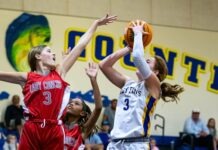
[19,119,64,150]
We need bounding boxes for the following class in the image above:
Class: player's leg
[19,122,40,150]
[43,125,64,149]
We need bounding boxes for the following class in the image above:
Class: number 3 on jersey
[43,91,52,105]
[123,98,129,110]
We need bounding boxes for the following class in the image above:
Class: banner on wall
[5,13,51,71]
[0,10,218,136]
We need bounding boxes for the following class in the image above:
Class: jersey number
[43,91,52,105]
[123,98,129,110]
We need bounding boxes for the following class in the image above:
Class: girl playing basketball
[63,62,102,150]
[99,21,184,150]
[0,14,116,150]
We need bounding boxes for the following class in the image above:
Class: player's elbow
[99,60,111,72]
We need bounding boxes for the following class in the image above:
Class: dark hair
[28,45,47,71]
[77,100,92,126]
[154,56,184,103]
[111,98,117,102]
[11,95,20,105]
[65,99,99,137]
[207,117,216,129]
[11,95,20,101]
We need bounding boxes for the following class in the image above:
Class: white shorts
[107,141,150,150]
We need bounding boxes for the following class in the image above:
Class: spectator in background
[85,133,104,150]
[102,99,117,130]
[183,109,213,150]
[4,95,24,136]
[98,120,111,150]
[0,127,6,149]
[207,117,218,150]
[3,134,19,150]
[150,138,159,150]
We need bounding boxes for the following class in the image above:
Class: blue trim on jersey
[143,96,156,136]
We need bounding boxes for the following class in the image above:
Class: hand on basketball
[130,20,149,35]
[85,62,98,79]
[97,14,117,26]
[124,20,152,48]
[126,45,133,52]
[131,20,144,33]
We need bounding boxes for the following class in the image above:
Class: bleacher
[152,135,210,150]
[0,122,20,150]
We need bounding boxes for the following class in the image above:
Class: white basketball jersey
[110,80,157,139]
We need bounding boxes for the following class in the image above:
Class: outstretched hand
[130,20,149,35]
[85,62,99,79]
[97,14,117,26]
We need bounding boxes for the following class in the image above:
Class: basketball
[124,20,153,48]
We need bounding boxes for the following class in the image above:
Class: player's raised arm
[82,63,102,139]
[99,46,131,89]
[59,14,117,77]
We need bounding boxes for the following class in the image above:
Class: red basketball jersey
[23,70,70,120]
[64,124,85,150]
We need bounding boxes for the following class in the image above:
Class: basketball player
[0,14,116,150]
[99,21,184,149]
[63,62,102,150]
